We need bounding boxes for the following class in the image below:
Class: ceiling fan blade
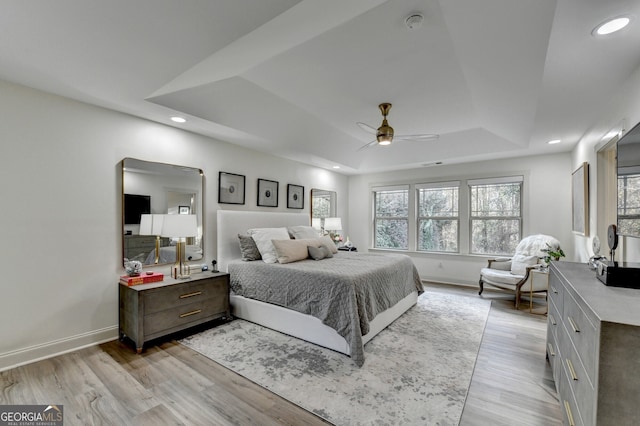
[357,139,379,151]
[393,134,440,142]
[356,122,377,134]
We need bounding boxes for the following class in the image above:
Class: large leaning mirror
[617,122,640,238]
[122,158,204,266]
[311,189,337,231]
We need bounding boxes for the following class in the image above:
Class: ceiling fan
[357,103,439,151]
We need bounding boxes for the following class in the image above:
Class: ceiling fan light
[378,138,392,146]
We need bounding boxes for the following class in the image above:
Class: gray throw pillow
[238,234,262,261]
[308,245,333,261]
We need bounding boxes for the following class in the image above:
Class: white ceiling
[2,0,640,174]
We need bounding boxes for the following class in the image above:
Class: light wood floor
[0,283,561,425]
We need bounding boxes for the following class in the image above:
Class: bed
[217,210,423,366]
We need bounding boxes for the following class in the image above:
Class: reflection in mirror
[122,158,204,266]
[311,189,337,231]
[617,122,640,238]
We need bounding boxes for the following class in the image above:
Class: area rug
[179,292,491,425]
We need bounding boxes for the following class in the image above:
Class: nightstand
[119,272,230,353]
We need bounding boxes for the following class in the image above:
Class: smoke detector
[405,13,424,30]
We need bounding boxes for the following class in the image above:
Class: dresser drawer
[548,269,564,314]
[548,295,561,343]
[559,324,596,426]
[562,290,597,385]
[558,362,585,426]
[144,297,225,336]
[144,278,227,314]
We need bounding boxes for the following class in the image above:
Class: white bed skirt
[230,290,419,355]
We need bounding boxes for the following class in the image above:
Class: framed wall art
[287,184,304,209]
[218,172,246,205]
[257,178,279,207]
[572,162,589,235]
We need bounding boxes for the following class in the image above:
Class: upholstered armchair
[478,234,561,308]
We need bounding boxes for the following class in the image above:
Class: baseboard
[0,326,119,372]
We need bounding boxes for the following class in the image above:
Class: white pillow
[318,235,339,254]
[511,254,538,276]
[248,227,291,264]
[272,239,317,264]
[288,225,320,239]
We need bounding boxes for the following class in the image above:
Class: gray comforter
[227,251,423,366]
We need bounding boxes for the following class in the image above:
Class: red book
[120,272,164,286]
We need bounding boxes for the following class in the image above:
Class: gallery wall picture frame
[218,172,246,205]
[257,178,279,207]
[572,162,589,235]
[178,206,190,214]
[287,184,304,209]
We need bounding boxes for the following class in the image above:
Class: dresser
[547,262,640,425]
[119,272,230,353]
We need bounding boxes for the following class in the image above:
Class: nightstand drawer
[144,278,226,314]
[144,298,224,335]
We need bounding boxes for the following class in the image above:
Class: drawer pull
[564,401,576,426]
[547,343,555,357]
[566,359,578,381]
[180,291,202,299]
[180,309,202,318]
[567,316,580,333]
[549,314,556,326]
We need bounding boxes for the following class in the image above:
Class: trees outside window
[374,187,408,249]
[469,179,522,255]
[618,174,640,236]
[417,183,459,252]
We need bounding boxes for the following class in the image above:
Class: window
[469,177,523,255]
[373,186,409,249]
[416,182,459,252]
[618,172,640,236]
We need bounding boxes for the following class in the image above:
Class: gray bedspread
[227,251,423,366]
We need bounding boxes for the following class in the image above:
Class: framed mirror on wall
[121,158,204,266]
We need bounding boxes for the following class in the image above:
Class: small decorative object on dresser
[119,272,230,353]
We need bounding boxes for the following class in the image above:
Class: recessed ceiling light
[593,16,631,36]
[171,116,186,123]
[547,139,562,145]
[332,165,340,169]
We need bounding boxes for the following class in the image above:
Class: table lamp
[161,214,197,279]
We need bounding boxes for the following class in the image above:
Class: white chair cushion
[510,254,538,275]
[480,268,524,286]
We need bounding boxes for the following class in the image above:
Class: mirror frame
[121,158,204,267]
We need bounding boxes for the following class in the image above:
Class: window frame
[372,185,410,250]
[468,176,523,255]
[415,181,460,253]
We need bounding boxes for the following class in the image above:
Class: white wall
[347,153,572,285]
[571,63,640,262]
[0,79,347,370]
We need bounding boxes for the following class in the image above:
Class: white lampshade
[139,214,164,236]
[160,214,198,238]
[324,217,342,231]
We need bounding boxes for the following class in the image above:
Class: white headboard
[216,210,310,272]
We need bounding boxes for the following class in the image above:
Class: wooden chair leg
[478,279,484,295]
